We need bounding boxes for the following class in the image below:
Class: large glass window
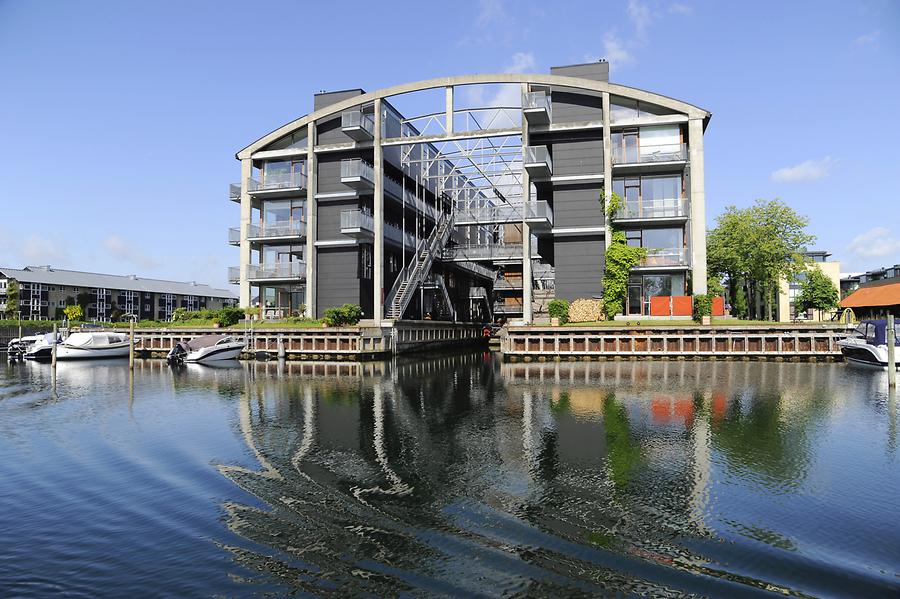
[641,175,681,201]
[262,244,304,265]
[639,125,681,160]
[641,227,683,249]
[263,160,305,186]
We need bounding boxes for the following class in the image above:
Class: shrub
[548,299,570,324]
[693,294,712,322]
[569,298,604,323]
[324,304,363,327]
[63,304,84,322]
[214,306,245,327]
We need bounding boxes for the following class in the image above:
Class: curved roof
[237,73,711,160]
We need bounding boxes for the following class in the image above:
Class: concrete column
[445,86,454,134]
[373,98,384,321]
[602,92,612,250]
[521,83,533,324]
[305,123,317,318]
[688,118,708,294]
[239,158,253,307]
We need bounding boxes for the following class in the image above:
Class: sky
[0,0,898,289]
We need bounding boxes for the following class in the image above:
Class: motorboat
[8,334,46,361]
[837,319,900,370]
[23,333,61,361]
[56,332,131,360]
[166,335,245,365]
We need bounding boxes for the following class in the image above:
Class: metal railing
[638,247,690,267]
[611,143,688,165]
[340,209,374,233]
[248,171,308,192]
[494,301,524,314]
[469,286,487,299]
[247,261,307,280]
[442,243,525,262]
[341,110,375,136]
[227,267,240,284]
[455,261,496,279]
[228,227,241,245]
[523,90,551,113]
[525,145,552,168]
[615,198,690,220]
[454,201,553,226]
[229,183,241,201]
[247,221,306,239]
[340,158,375,184]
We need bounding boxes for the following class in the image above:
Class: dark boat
[837,319,900,370]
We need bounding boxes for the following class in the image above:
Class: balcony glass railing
[638,247,689,267]
[455,201,553,226]
[228,227,241,245]
[248,171,308,192]
[229,183,241,201]
[341,111,375,136]
[247,221,306,239]
[340,209,375,233]
[523,90,551,112]
[247,261,306,280]
[340,158,375,184]
[442,243,525,261]
[615,198,689,220]
[525,145,552,167]
[227,267,240,284]
[612,143,688,165]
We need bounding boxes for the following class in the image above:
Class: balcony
[454,261,496,280]
[522,90,551,125]
[341,110,376,141]
[493,300,524,314]
[636,247,690,269]
[340,210,416,248]
[612,143,688,166]
[469,286,488,299]
[228,227,241,246]
[247,221,306,241]
[341,158,375,190]
[454,201,553,232]
[494,277,523,291]
[227,267,240,284]
[229,183,241,202]
[246,261,307,282]
[248,171,308,197]
[524,145,552,178]
[442,243,526,263]
[614,198,690,223]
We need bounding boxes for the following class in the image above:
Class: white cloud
[603,33,634,68]
[847,227,900,260]
[669,2,693,14]
[771,157,834,183]
[21,235,68,267]
[855,30,880,47]
[504,51,535,73]
[627,0,654,38]
[104,234,159,270]
[477,0,506,27]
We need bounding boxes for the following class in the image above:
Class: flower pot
[550,317,560,326]
[701,315,711,326]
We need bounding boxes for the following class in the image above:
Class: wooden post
[129,319,135,370]
[51,322,58,367]
[888,314,896,388]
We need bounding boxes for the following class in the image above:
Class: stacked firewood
[568,298,604,323]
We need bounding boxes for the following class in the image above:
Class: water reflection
[216,356,900,596]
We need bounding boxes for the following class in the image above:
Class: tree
[3,280,19,318]
[794,266,839,320]
[63,304,84,321]
[601,190,646,318]
[707,199,815,320]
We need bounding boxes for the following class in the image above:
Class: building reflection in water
[209,355,888,596]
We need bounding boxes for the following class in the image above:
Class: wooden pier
[500,324,852,362]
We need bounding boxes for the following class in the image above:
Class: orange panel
[672,296,692,316]
[712,296,725,317]
[650,296,671,316]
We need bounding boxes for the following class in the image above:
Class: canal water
[1,354,898,597]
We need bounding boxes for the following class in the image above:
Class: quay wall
[500,324,852,362]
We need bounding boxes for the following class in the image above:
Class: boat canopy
[64,332,128,347]
[183,335,231,351]
[856,320,900,346]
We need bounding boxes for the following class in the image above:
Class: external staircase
[385,212,455,319]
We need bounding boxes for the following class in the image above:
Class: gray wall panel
[316,116,353,145]
[317,198,359,241]
[552,139,603,176]
[550,90,603,124]
[316,247,360,318]
[553,184,605,228]
[554,235,605,301]
[316,156,356,194]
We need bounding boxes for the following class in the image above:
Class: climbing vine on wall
[601,189,646,318]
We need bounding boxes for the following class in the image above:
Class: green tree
[3,280,19,318]
[794,266,839,320]
[601,190,646,318]
[707,199,814,320]
[733,284,749,319]
[63,304,84,321]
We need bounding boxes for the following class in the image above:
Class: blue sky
[0,0,898,288]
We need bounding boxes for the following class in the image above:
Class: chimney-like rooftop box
[550,61,609,82]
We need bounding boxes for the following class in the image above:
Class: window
[360,245,373,279]
[388,253,399,274]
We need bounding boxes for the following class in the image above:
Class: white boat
[23,333,59,361]
[837,320,900,370]
[167,335,245,365]
[56,332,131,360]
[8,334,46,360]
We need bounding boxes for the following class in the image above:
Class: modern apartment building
[230,63,710,322]
[776,251,841,322]
[0,266,238,321]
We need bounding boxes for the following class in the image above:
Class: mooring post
[277,334,286,360]
[888,314,896,388]
[51,322,58,368]
[129,319,135,370]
